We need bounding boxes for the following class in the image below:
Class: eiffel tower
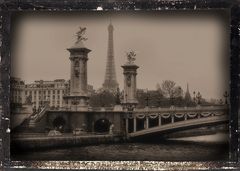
[102,21,119,92]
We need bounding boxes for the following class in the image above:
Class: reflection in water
[11,133,229,161]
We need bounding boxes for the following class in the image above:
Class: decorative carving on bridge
[127,114,134,119]
[200,112,211,117]
[127,75,131,87]
[149,114,158,119]
[136,114,146,119]
[187,113,197,118]
[161,113,171,119]
[174,113,185,118]
[74,69,80,77]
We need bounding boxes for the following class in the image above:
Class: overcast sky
[11,11,230,99]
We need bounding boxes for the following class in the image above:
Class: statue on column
[126,50,136,64]
[75,27,88,43]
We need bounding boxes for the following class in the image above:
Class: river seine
[11,133,228,161]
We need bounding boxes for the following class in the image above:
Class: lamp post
[144,89,149,108]
[39,80,43,108]
[193,91,196,104]
[125,93,128,104]
[177,87,182,106]
[219,99,223,105]
[100,91,105,107]
[170,90,174,106]
[157,97,161,107]
[170,95,173,106]
[196,92,202,105]
[223,91,229,104]
[115,88,121,105]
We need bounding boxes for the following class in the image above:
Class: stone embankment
[12,133,125,150]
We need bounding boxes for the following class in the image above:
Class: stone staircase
[28,106,48,127]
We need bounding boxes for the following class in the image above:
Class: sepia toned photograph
[10,11,230,161]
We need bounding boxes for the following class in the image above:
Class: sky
[11,11,230,99]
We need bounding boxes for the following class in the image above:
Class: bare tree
[161,80,176,98]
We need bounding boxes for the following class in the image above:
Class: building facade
[25,79,68,109]
[11,77,94,110]
[10,77,25,105]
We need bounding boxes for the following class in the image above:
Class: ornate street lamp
[100,90,106,107]
[115,88,121,105]
[157,97,161,107]
[193,91,196,104]
[223,91,229,104]
[144,89,149,107]
[219,99,223,105]
[39,80,44,108]
[196,92,202,105]
[170,94,174,106]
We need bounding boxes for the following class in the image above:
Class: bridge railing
[30,105,48,122]
[133,105,228,113]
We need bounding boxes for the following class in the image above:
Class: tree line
[89,80,215,108]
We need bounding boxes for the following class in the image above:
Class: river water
[11,133,229,161]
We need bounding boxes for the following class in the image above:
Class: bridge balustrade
[124,106,228,136]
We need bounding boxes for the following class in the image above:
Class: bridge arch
[94,118,111,133]
[52,116,66,132]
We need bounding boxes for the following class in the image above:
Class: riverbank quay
[11,133,125,150]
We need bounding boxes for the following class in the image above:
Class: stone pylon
[102,22,119,92]
[122,52,139,110]
[64,28,91,111]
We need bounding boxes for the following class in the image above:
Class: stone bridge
[23,105,229,139]
[124,105,228,138]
